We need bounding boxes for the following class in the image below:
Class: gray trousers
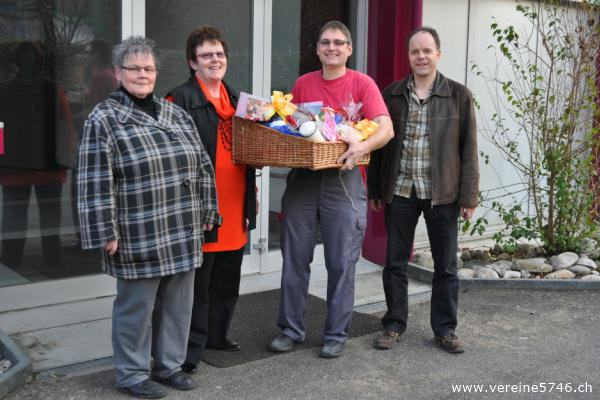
[112,270,194,388]
[278,168,367,343]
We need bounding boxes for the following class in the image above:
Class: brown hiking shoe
[375,330,401,349]
[435,334,465,353]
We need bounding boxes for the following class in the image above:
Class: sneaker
[319,340,345,358]
[268,333,296,352]
[375,330,401,350]
[435,334,465,353]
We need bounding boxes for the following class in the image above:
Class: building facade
[2,0,595,312]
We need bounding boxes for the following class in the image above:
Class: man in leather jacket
[368,27,479,354]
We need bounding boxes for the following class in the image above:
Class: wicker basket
[232,116,370,170]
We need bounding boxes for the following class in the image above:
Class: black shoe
[319,340,345,358]
[181,362,197,375]
[268,333,296,352]
[117,379,167,399]
[152,371,196,391]
[206,339,241,352]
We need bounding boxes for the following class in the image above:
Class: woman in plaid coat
[76,36,219,398]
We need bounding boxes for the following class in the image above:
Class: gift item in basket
[235,92,273,121]
[232,117,369,170]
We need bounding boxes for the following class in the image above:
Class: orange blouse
[197,78,247,252]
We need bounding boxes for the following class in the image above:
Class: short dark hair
[407,26,441,50]
[318,20,352,46]
[186,26,228,75]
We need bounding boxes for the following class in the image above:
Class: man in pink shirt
[269,20,393,358]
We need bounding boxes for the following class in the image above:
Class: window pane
[146,0,253,96]
[268,0,352,252]
[0,0,121,287]
[146,0,253,255]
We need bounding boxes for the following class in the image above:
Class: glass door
[146,0,253,96]
[146,0,261,274]
[261,0,359,272]
[0,0,368,311]
[1,0,259,311]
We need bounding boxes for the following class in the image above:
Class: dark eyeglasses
[196,52,226,60]
[318,39,350,47]
[120,65,157,73]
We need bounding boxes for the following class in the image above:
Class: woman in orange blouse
[167,26,257,374]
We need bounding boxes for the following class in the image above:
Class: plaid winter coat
[76,90,220,279]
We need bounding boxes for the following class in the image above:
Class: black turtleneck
[119,86,157,120]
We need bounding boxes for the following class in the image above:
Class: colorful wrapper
[354,119,379,140]
[271,91,297,121]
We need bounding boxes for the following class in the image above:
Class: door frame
[250,0,370,274]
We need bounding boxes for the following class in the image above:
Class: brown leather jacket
[368,72,479,208]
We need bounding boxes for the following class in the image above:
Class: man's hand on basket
[338,135,368,170]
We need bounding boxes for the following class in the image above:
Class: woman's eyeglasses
[120,65,157,74]
[196,52,226,60]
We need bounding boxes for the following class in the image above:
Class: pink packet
[0,122,4,155]
[322,111,337,141]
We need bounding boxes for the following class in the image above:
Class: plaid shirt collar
[406,72,444,99]
[394,71,450,98]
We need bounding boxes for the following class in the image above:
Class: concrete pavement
[2,259,433,374]
[6,288,600,400]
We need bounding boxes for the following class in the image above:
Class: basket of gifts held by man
[232,92,373,170]
[232,117,369,170]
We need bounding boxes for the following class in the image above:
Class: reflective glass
[146,0,253,96]
[268,0,354,252]
[0,0,121,287]
[146,0,253,254]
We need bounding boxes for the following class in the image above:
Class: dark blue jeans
[382,191,459,337]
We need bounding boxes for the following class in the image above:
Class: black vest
[167,77,256,243]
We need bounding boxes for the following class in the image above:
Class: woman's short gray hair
[112,36,161,69]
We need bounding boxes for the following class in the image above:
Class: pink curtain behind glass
[362,0,422,266]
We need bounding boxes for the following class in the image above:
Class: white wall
[419,0,535,246]
[423,0,470,84]
[467,0,537,219]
